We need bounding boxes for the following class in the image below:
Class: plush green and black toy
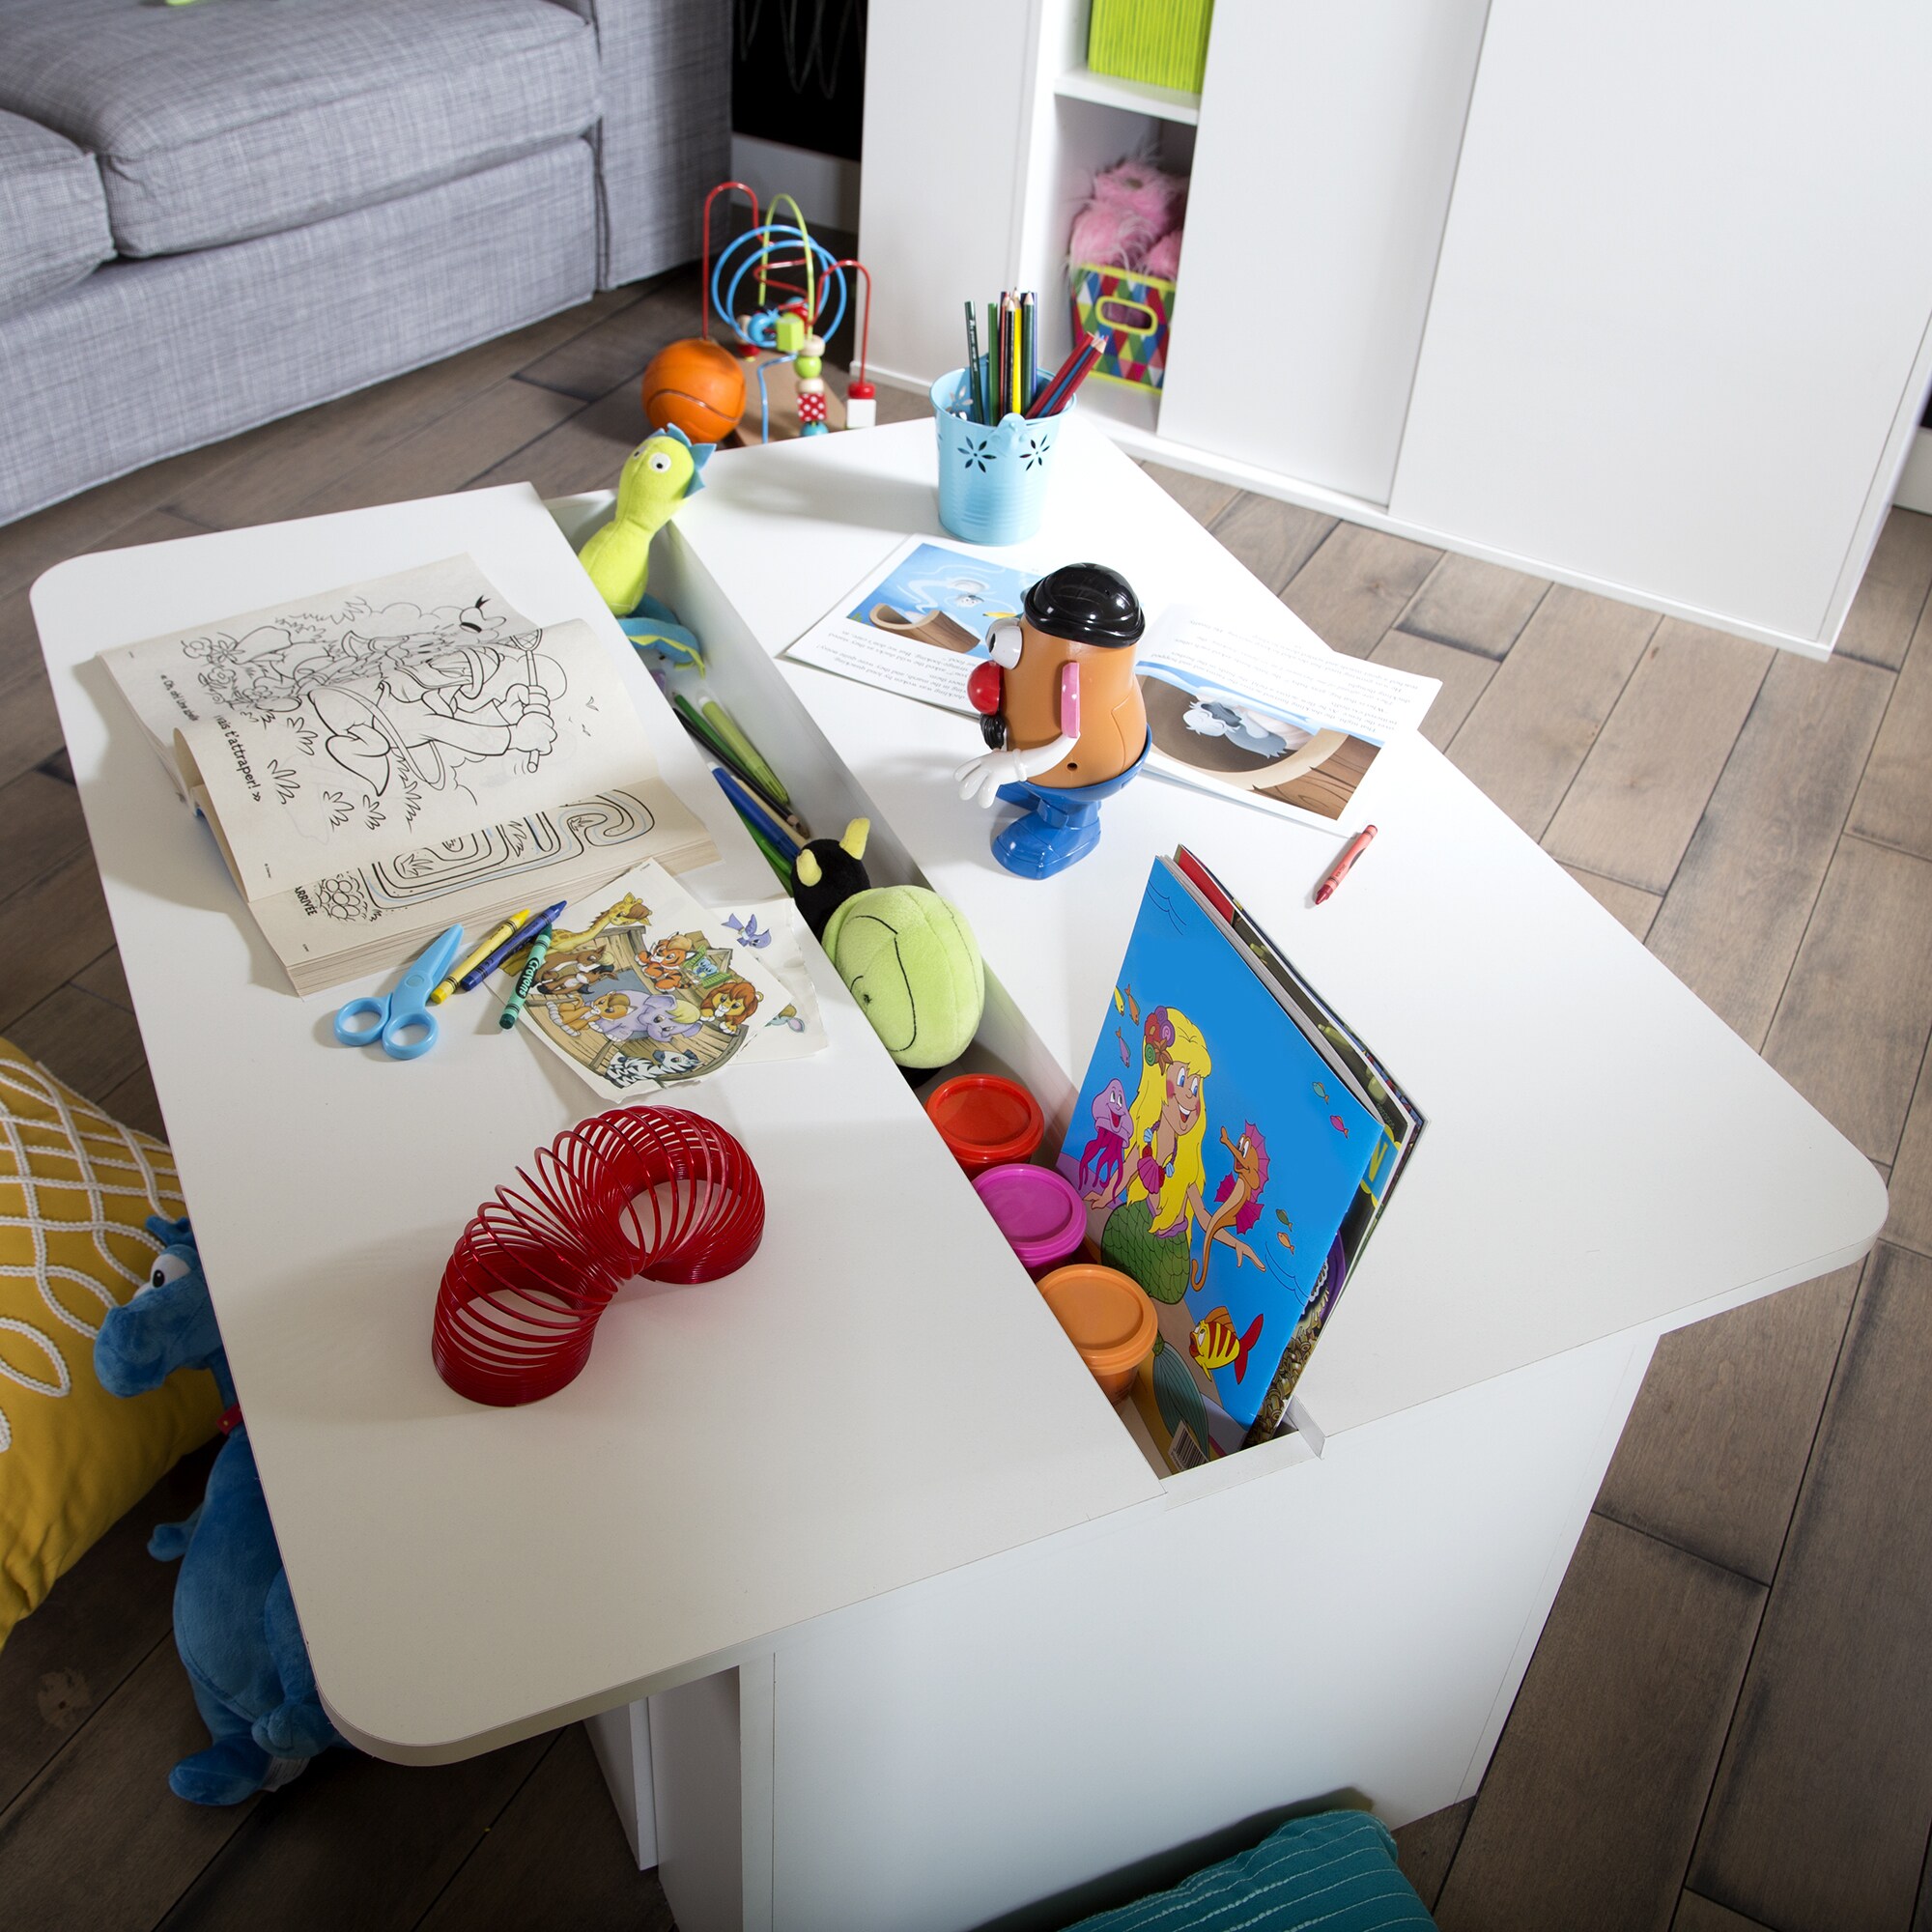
[794,818,984,1072]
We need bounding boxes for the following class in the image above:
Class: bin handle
[1096,296,1158,333]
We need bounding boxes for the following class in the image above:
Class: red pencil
[1042,334,1103,416]
[1314,824,1378,904]
[1025,330,1096,418]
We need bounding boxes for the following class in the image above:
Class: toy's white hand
[954,748,1029,807]
[953,734,1079,808]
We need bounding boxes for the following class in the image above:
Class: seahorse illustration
[1192,1122,1268,1291]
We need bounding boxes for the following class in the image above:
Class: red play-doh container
[433,1106,764,1406]
[972,1161,1086,1277]
[925,1074,1044,1175]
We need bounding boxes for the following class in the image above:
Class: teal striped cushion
[1066,1811,1435,1930]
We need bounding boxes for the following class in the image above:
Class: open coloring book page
[102,556,655,899]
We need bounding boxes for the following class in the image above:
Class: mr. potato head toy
[953,561,1151,878]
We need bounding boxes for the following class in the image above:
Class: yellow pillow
[0,1039,220,1650]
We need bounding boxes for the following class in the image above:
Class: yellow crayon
[429,910,530,1004]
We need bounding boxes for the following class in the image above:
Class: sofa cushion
[0,0,599,258]
[0,110,112,320]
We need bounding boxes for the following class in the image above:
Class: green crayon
[498,928,553,1030]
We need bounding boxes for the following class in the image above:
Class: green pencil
[668,693,808,837]
[698,698,788,807]
[739,814,793,886]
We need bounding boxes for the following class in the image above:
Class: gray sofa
[0,0,727,526]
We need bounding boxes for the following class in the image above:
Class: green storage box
[1088,0,1214,96]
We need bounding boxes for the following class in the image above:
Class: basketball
[641,337,746,443]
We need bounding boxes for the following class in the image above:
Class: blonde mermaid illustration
[1085,1005,1213,1303]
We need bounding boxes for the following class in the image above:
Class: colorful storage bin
[1069,263,1176,392]
[1087,0,1214,96]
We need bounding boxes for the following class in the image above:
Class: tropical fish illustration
[1329,1115,1349,1137]
[1116,1026,1129,1065]
[1312,1080,1328,1101]
[1125,988,1140,1023]
[1190,1305,1264,1382]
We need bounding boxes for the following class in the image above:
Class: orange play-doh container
[1037,1264,1158,1401]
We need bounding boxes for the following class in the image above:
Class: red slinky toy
[433,1107,764,1406]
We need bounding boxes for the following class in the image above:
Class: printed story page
[1136,605,1440,830]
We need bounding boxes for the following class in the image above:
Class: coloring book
[101,556,714,993]
[1057,855,1416,1468]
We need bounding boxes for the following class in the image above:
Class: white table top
[31,485,1163,1762]
[32,435,1885,1764]
[665,419,1889,1440]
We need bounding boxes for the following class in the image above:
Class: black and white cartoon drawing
[184,594,564,801]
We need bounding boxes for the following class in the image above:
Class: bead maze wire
[697,179,874,438]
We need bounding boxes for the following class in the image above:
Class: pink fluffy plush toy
[1143,226,1184,279]
[1068,156,1188,273]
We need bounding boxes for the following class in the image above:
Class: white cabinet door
[1158,0,1490,505]
[859,0,1033,386]
[1393,2,1932,647]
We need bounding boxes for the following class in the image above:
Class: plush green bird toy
[578,424,712,616]
[795,819,985,1072]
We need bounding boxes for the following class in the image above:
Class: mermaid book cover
[1056,856,1399,1468]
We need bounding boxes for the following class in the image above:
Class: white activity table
[33,424,1884,1932]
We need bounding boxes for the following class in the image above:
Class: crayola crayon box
[1057,853,1421,1470]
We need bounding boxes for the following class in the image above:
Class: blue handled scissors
[333,924,466,1061]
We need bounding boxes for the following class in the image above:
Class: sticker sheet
[504,863,822,1097]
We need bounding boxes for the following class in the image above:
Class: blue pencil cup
[930,365,1072,547]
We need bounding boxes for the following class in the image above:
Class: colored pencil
[994,295,1007,417]
[1009,294,1022,418]
[668,695,808,836]
[698,696,789,806]
[964,301,983,421]
[1038,334,1102,417]
[711,764,801,864]
[1026,329,1095,418]
[1020,291,1037,408]
[744,819,793,885]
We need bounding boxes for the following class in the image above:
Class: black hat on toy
[1022,563,1145,646]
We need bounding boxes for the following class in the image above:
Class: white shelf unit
[861,0,1932,657]
[1013,87,1192,436]
[1052,63,1200,126]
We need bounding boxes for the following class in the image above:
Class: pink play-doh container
[972,1162,1087,1277]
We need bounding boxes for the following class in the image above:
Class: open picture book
[781,535,1438,834]
[101,554,715,994]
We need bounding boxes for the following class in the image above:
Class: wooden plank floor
[3,275,1930,1931]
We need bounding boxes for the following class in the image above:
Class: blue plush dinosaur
[94,1216,345,1804]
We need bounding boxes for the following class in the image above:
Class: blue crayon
[457,900,566,992]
